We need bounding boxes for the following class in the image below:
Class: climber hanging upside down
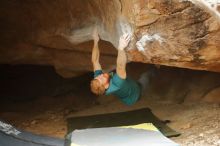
[90,29,150,105]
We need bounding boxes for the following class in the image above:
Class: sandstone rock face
[0,0,220,77]
[127,0,220,72]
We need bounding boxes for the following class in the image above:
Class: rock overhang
[0,0,220,77]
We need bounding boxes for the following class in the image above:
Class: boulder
[0,0,219,77]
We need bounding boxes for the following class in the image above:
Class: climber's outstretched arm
[116,34,131,79]
[91,29,102,71]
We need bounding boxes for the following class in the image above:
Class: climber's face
[95,73,110,89]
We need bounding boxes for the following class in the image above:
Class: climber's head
[90,73,110,95]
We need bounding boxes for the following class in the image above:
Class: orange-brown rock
[0,0,220,77]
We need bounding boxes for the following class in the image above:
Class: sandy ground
[0,94,219,146]
[70,96,220,146]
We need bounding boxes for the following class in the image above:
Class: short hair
[90,79,105,95]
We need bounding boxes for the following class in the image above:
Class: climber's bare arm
[116,34,131,79]
[117,50,127,79]
[92,29,102,71]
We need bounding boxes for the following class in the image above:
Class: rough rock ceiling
[0,0,220,77]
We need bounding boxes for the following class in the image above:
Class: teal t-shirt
[94,70,141,105]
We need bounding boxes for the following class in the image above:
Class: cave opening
[0,63,220,145]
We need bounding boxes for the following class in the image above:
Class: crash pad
[0,120,64,146]
[67,108,180,137]
[65,123,179,146]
